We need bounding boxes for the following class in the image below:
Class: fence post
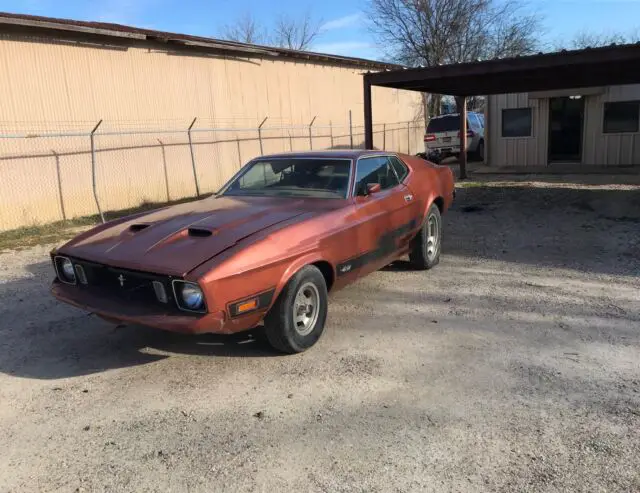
[383,123,386,150]
[349,110,353,148]
[308,116,316,150]
[52,150,67,221]
[407,121,411,154]
[187,117,200,197]
[258,116,268,155]
[329,121,334,148]
[90,119,104,223]
[157,139,170,202]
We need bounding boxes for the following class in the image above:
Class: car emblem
[117,274,125,287]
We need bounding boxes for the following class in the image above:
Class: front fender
[270,252,332,309]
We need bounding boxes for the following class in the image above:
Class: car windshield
[221,158,351,198]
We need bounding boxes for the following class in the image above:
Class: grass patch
[0,194,209,252]
[455,181,488,188]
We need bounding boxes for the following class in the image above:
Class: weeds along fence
[0,115,425,232]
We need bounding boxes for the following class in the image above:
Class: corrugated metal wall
[586,84,640,165]
[487,92,546,167]
[488,84,640,167]
[0,32,423,231]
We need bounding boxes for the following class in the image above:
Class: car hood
[59,195,335,276]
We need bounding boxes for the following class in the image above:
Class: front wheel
[263,265,328,354]
[409,204,442,270]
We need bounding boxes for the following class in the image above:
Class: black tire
[409,204,442,270]
[263,265,328,354]
[475,140,485,162]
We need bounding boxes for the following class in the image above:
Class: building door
[548,96,585,163]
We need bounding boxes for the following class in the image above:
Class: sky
[1,0,640,60]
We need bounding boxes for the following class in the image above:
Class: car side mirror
[366,183,382,194]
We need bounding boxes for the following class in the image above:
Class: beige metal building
[0,13,423,232]
[487,85,640,167]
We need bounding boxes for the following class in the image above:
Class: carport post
[258,116,268,155]
[187,117,200,197]
[90,119,104,223]
[308,116,316,150]
[458,97,468,180]
[363,77,373,149]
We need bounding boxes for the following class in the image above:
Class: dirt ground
[0,175,639,492]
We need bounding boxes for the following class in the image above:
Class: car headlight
[55,256,76,284]
[173,281,206,312]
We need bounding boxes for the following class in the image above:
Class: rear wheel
[263,265,328,354]
[409,204,442,270]
[475,140,485,162]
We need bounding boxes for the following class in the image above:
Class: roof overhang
[364,43,640,96]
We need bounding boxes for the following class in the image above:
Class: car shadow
[381,260,415,272]
[0,261,279,380]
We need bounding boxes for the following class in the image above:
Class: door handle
[404,194,413,202]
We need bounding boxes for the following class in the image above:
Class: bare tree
[220,11,322,51]
[368,0,541,116]
[221,12,267,45]
[566,29,640,49]
[273,11,322,51]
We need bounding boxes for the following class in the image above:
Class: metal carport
[363,43,640,178]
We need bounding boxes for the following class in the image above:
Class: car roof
[431,112,480,119]
[256,150,393,160]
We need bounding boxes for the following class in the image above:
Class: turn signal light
[424,134,436,142]
[237,299,258,314]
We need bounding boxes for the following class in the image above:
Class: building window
[603,101,640,133]
[502,108,532,137]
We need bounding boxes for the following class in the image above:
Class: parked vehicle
[424,112,485,162]
[50,151,455,353]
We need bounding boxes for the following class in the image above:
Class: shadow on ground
[0,260,279,380]
[444,182,640,277]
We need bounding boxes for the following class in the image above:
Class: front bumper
[51,280,239,334]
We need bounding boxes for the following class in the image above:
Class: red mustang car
[51,151,455,353]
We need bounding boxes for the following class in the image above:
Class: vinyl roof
[0,11,399,70]
[364,42,640,96]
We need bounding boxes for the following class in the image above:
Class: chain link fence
[0,114,425,232]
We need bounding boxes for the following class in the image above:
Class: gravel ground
[0,176,639,492]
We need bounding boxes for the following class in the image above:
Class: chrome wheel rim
[426,214,440,260]
[292,282,320,336]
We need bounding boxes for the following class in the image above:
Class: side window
[388,156,409,182]
[354,156,399,194]
[502,108,532,137]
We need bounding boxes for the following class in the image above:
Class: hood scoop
[188,227,214,238]
[129,223,150,233]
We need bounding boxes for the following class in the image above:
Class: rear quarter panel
[398,153,455,222]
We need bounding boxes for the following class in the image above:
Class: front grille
[66,257,183,313]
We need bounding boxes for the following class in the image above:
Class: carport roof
[364,42,640,96]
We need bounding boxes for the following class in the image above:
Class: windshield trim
[217,156,354,199]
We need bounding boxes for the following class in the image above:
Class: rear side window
[427,115,460,133]
[354,156,399,194]
[388,156,409,181]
